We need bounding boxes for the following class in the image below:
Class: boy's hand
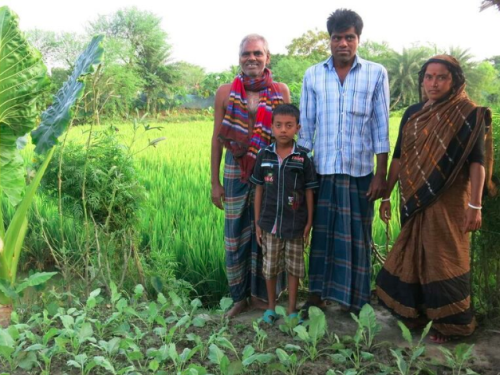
[303,223,312,247]
[256,225,263,247]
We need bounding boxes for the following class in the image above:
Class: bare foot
[225,300,248,318]
[249,296,268,311]
[340,305,350,313]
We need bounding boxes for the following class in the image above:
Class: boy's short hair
[272,104,300,124]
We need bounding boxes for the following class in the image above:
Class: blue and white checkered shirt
[298,55,390,177]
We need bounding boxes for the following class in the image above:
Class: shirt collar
[323,54,364,71]
[269,141,298,154]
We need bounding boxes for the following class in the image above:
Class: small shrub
[39,127,146,232]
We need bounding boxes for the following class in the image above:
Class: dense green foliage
[39,130,146,230]
[472,110,500,320]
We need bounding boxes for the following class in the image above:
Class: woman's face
[423,63,454,102]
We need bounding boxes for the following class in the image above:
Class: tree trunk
[0,305,13,328]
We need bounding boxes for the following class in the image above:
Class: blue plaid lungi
[308,174,374,310]
[223,151,286,303]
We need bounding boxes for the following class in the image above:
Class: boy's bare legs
[266,278,277,311]
[288,274,299,315]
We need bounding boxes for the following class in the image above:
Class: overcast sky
[3,0,500,72]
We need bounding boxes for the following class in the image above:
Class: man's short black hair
[272,104,300,124]
[327,9,363,37]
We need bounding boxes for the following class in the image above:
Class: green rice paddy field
[8,116,403,303]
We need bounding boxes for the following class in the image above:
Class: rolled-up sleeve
[370,68,390,154]
[298,69,316,152]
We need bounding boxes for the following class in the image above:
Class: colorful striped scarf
[218,68,284,182]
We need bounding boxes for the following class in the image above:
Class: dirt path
[230,300,500,374]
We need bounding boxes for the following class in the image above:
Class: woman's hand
[463,207,482,233]
[379,201,391,224]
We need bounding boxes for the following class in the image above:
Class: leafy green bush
[472,110,500,320]
[39,128,146,232]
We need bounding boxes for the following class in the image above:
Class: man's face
[239,40,270,78]
[330,27,359,64]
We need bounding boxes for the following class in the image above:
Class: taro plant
[0,5,104,322]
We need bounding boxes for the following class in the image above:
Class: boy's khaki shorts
[261,231,305,279]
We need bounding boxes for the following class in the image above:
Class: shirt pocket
[285,164,305,191]
[349,89,373,118]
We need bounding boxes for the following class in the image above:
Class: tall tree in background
[286,29,330,62]
[385,47,431,109]
[446,46,484,102]
[358,40,393,65]
[88,7,176,114]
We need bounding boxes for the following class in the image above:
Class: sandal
[429,330,458,344]
[262,309,278,324]
[288,312,304,325]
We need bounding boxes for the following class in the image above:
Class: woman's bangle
[468,202,482,210]
[381,198,391,202]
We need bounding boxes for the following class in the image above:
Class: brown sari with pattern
[376,61,492,336]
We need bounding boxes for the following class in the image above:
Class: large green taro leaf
[0,6,50,206]
[31,35,104,154]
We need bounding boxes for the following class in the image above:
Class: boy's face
[272,114,300,147]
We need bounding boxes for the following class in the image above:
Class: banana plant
[0,6,104,306]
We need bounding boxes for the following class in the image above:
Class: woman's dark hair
[327,9,363,37]
[418,58,466,101]
[272,104,300,124]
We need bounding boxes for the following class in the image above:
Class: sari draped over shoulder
[377,82,493,337]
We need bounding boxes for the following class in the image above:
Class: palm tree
[385,47,432,109]
[480,0,500,11]
[447,46,483,101]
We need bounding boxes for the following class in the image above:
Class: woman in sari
[376,55,492,343]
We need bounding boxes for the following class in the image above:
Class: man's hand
[303,223,312,247]
[211,184,225,210]
[256,225,263,247]
[463,207,482,233]
[379,201,391,224]
[366,174,387,201]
